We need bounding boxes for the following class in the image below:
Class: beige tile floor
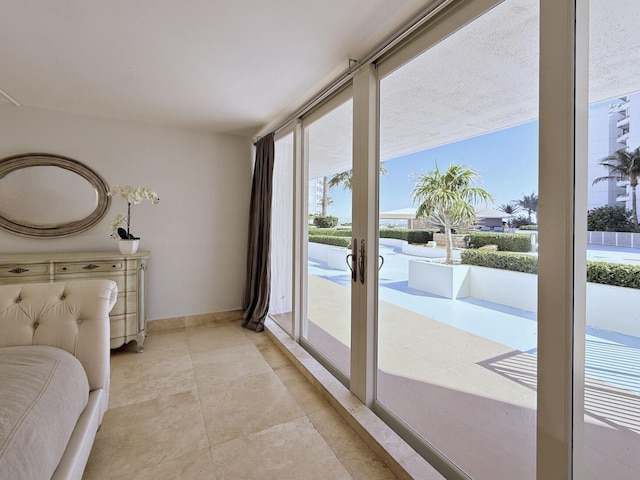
[83,320,399,480]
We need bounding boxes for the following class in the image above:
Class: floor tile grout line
[102,321,400,479]
[189,347,222,478]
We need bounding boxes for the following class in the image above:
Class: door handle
[358,239,366,284]
[378,255,385,271]
[346,238,357,282]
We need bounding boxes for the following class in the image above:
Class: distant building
[588,93,640,211]
[308,178,324,215]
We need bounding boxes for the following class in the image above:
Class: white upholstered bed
[0,280,117,480]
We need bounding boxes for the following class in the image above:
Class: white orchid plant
[107,185,159,240]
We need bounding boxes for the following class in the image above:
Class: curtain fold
[242,132,275,332]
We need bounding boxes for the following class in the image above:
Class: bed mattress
[0,345,89,480]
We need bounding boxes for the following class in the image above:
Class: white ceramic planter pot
[118,239,139,255]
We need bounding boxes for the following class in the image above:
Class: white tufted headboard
[0,280,117,393]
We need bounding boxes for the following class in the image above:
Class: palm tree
[515,192,538,223]
[327,163,388,191]
[412,164,493,264]
[497,202,521,216]
[592,146,640,228]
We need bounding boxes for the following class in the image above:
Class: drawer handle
[82,264,100,270]
[8,267,29,274]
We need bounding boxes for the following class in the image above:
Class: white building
[588,93,640,211]
[308,178,324,215]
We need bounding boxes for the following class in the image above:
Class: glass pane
[304,98,353,377]
[377,2,539,478]
[583,1,640,478]
[270,133,294,334]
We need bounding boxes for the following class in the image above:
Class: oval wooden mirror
[0,153,111,237]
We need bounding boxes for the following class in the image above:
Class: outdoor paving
[304,243,640,479]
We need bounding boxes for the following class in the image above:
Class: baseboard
[147,309,244,332]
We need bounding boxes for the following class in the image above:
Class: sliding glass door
[580,1,640,478]
[302,94,354,379]
[376,1,538,477]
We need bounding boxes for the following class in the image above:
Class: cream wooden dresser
[0,250,149,352]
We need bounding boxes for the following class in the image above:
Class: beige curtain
[242,132,275,332]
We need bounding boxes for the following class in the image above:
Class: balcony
[617,116,631,128]
[617,132,630,143]
[617,194,630,202]
[609,99,630,113]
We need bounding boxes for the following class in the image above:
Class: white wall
[0,105,253,322]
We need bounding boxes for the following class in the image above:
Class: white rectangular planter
[307,241,328,263]
[466,266,640,338]
[408,260,470,299]
[402,243,462,261]
[327,247,349,270]
[308,242,349,271]
[587,283,640,338]
[468,266,537,312]
[378,237,407,247]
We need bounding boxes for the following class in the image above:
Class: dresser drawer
[110,314,126,338]
[110,292,138,317]
[0,263,50,280]
[55,261,125,275]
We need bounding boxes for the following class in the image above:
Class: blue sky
[327,120,539,221]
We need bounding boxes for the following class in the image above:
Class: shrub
[313,215,339,228]
[308,235,351,248]
[407,230,435,244]
[379,228,408,240]
[461,250,538,274]
[468,232,532,252]
[311,228,352,237]
[311,228,336,235]
[519,225,538,231]
[586,261,640,289]
[378,228,435,243]
[462,251,640,290]
[587,205,637,232]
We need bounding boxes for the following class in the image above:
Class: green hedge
[309,228,352,237]
[462,250,640,290]
[586,261,640,289]
[308,235,351,248]
[407,230,435,244]
[468,232,531,252]
[308,228,433,242]
[379,228,408,240]
[461,250,538,274]
[312,215,338,228]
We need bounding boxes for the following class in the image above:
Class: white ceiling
[0,0,438,137]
